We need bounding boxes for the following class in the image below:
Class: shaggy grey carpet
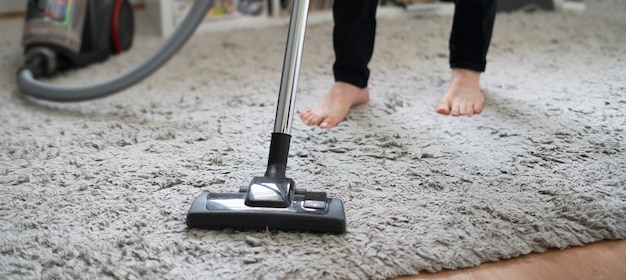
[1,1,625,279]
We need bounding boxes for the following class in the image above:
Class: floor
[2,4,623,280]
[394,239,626,280]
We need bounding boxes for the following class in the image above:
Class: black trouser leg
[332,0,496,88]
[332,0,379,89]
[449,0,497,72]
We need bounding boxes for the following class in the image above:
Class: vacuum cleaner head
[186,177,347,234]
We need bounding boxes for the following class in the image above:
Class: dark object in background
[238,0,264,16]
[497,0,555,12]
[390,0,556,12]
[22,0,134,77]
[17,1,212,102]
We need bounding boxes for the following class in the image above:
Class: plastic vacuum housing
[21,0,134,78]
[17,0,212,102]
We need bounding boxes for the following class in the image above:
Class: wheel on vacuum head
[110,0,135,54]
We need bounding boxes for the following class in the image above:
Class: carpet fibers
[1,1,625,279]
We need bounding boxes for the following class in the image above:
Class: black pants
[332,0,497,88]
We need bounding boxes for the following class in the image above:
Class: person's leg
[437,0,497,116]
[300,0,378,129]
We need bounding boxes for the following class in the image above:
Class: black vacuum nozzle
[186,134,347,234]
[186,188,346,234]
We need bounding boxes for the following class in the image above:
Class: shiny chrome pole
[273,0,310,135]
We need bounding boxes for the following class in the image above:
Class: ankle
[451,68,481,86]
[334,81,362,91]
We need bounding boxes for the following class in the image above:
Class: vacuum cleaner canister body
[22,0,134,78]
[17,1,213,102]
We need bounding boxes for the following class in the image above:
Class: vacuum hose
[17,0,213,102]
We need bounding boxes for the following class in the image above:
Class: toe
[450,103,461,116]
[319,121,334,129]
[300,110,312,121]
[308,115,326,126]
[436,100,451,115]
[300,113,312,125]
[300,108,322,126]
[458,104,468,115]
[319,115,342,129]
[463,104,474,116]
[473,103,484,114]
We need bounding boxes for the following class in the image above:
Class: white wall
[0,1,26,13]
[0,0,145,13]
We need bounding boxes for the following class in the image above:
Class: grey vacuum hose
[17,0,213,102]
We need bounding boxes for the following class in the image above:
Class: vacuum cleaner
[17,0,347,233]
[19,0,135,100]
[186,0,346,234]
[17,0,211,102]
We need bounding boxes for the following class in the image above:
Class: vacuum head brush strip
[186,190,346,234]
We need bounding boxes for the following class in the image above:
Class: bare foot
[436,68,485,116]
[300,82,370,129]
